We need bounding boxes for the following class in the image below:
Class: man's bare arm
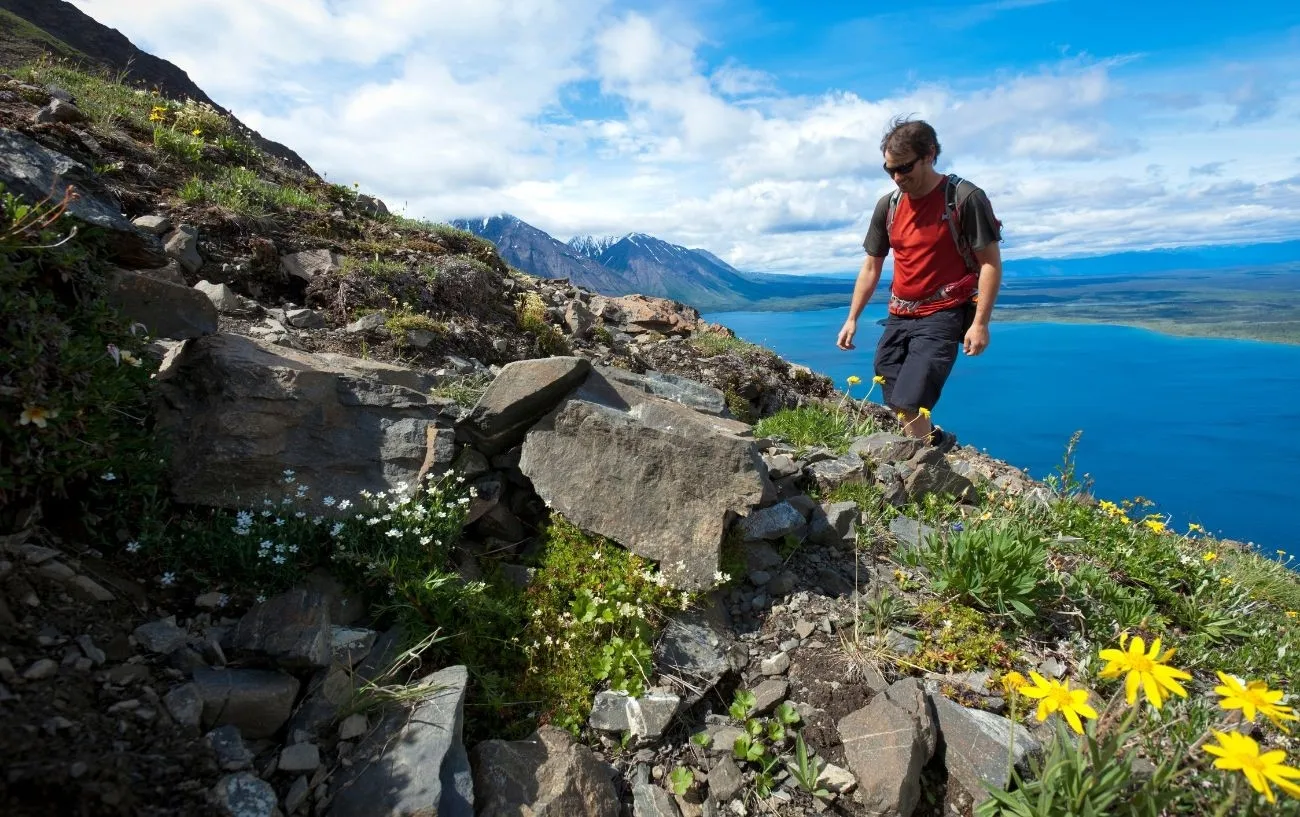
[837,255,885,350]
[971,242,1002,326]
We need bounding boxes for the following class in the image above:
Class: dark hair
[880,116,940,162]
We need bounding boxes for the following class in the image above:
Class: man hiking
[836,117,1004,450]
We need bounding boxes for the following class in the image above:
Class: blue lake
[703,305,1300,560]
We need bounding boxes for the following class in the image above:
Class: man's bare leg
[895,408,933,440]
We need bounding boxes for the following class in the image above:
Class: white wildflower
[125,540,141,554]
[713,571,730,585]
[102,472,116,481]
[338,499,352,511]
[419,536,432,546]
[159,572,176,586]
[282,469,296,483]
[386,528,402,538]
[273,555,286,565]
[294,511,306,519]
[322,496,336,507]
[260,510,273,518]
[235,511,253,527]
[330,522,345,537]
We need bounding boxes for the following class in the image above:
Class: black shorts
[873,305,970,412]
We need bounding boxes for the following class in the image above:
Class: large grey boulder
[0,128,166,268]
[464,356,592,454]
[519,369,773,589]
[930,694,1041,805]
[330,665,473,817]
[851,433,925,464]
[472,725,619,817]
[154,333,457,509]
[106,269,218,340]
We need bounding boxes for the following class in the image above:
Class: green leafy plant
[669,766,694,796]
[788,732,830,799]
[729,689,758,721]
[515,291,568,355]
[903,521,1052,620]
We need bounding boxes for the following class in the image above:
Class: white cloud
[68,1,1300,273]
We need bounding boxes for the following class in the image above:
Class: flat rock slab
[329,664,473,817]
[231,589,330,669]
[930,694,1041,805]
[154,333,456,510]
[520,370,772,590]
[465,356,592,454]
[472,725,619,817]
[191,668,300,740]
[107,269,218,340]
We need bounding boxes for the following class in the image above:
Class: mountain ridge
[0,0,314,173]
[456,212,857,311]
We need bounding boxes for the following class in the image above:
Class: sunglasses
[883,157,921,176]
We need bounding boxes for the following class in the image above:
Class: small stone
[164,683,203,729]
[748,570,771,586]
[214,772,278,817]
[750,679,788,715]
[286,308,323,329]
[69,761,88,779]
[284,775,310,813]
[23,658,58,681]
[794,619,816,639]
[76,634,107,665]
[133,617,188,654]
[132,215,172,236]
[337,713,368,741]
[195,592,228,609]
[67,575,115,602]
[19,544,61,564]
[0,658,15,682]
[759,652,790,676]
[279,742,321,773]
[206,724,254,771]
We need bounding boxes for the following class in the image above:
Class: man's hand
[963,322,989,356]
[837,319,857,350]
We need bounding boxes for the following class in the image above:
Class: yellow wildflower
[1202,730,1300,804]
[918,407,931,419]
[1215,672,1298,732]
[846,375,861,385]
[872,375,886,385]
[1016,671,1098,734]
[979,511,993,521]
[1287,611,1298,619]
[999,671,1028,697]
[1142,517,1167,534]
[1188,522,1205,534]
[119,350,142,367]
[1097,635,1191,709]
[18,405,59,429]
[1203,551,1217,562]
[191,128,203,137]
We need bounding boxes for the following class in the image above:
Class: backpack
[884,173,981,274]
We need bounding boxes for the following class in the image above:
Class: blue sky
[71,0,1300,274]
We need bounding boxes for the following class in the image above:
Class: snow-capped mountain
[452,214,854,311]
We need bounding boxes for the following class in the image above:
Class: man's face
[883,149,928,193]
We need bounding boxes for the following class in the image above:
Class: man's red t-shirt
[886,181,976,317]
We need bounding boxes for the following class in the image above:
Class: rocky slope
[0,0,311,171]
[4,30,1299,817]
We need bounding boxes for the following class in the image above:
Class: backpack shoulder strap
[885,188,902,234]
[943,174,979,272]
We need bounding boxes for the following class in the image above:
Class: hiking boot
[929,426,958,453]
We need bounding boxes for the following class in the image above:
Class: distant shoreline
[992,309,1300,345]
